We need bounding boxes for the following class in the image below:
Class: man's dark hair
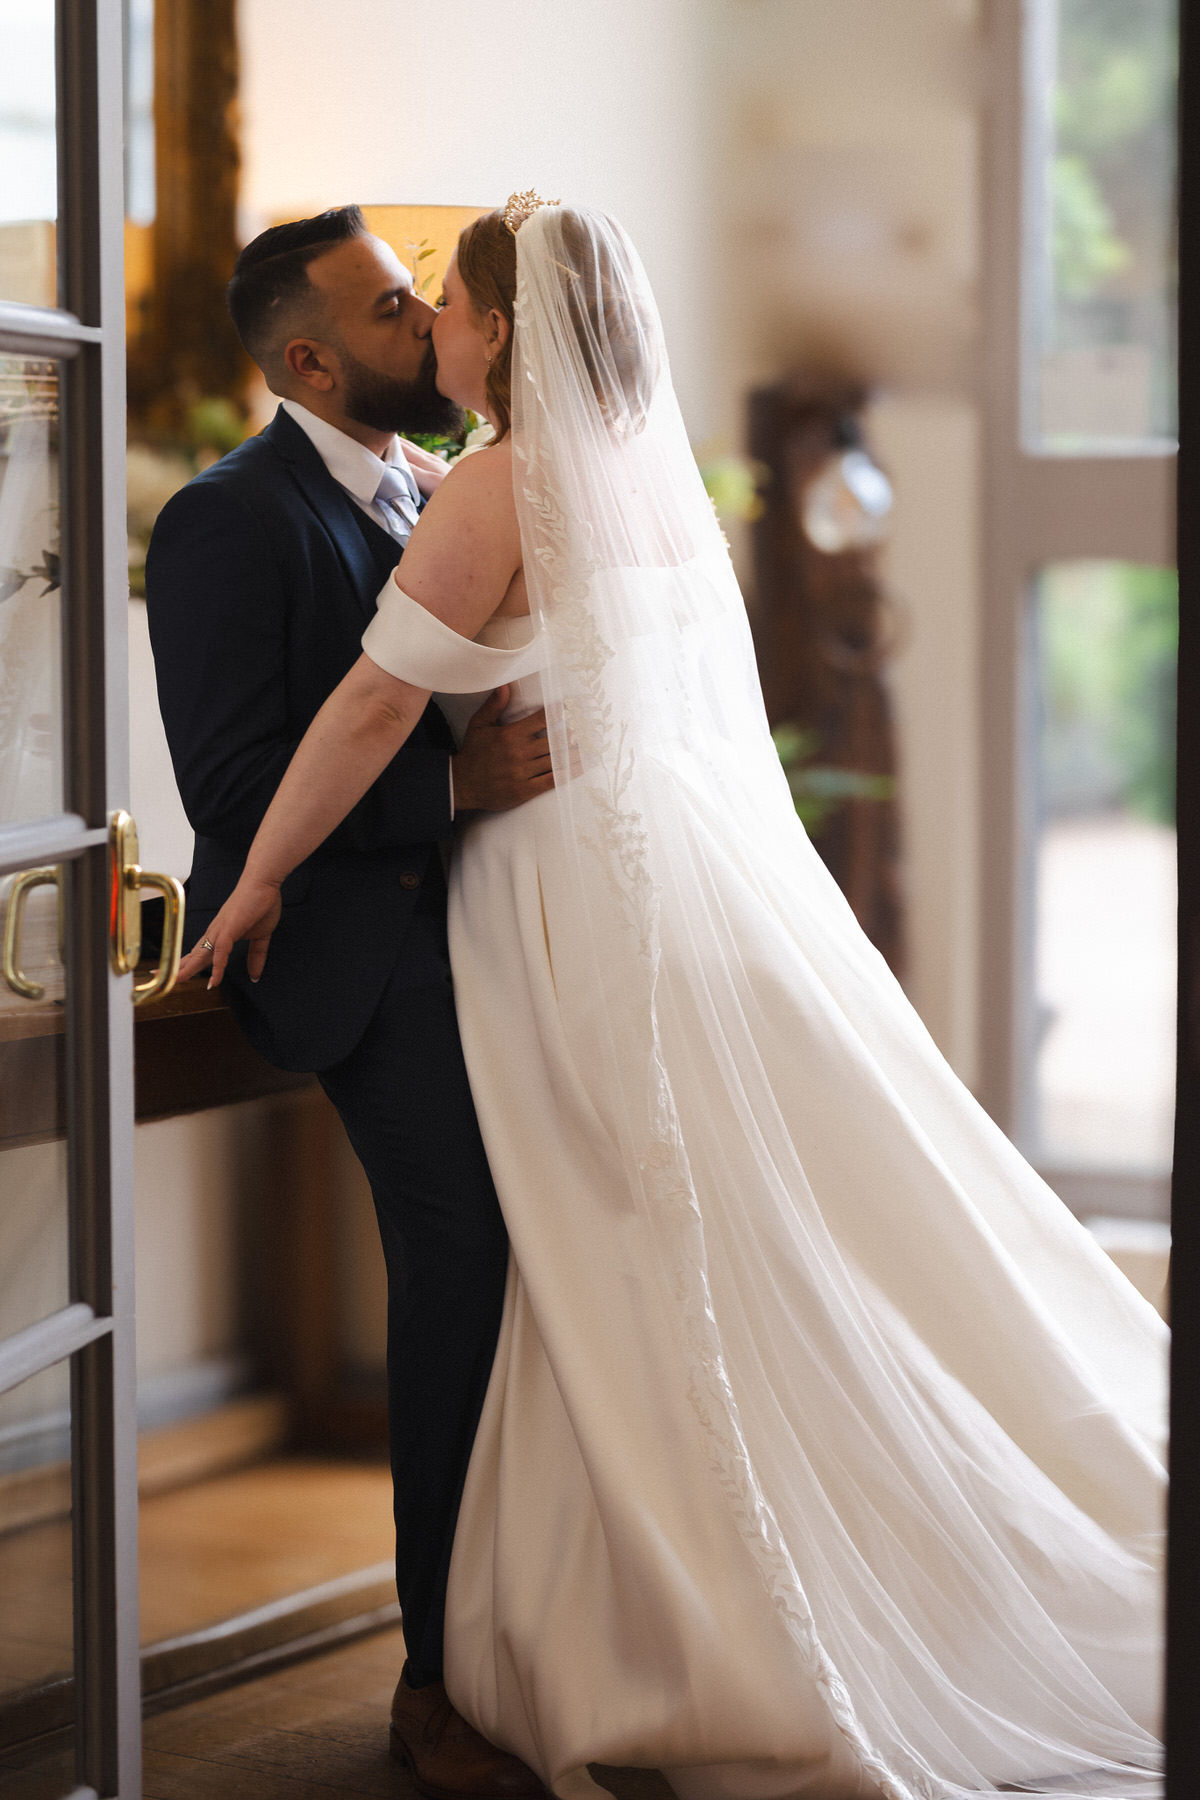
[227,205,366,375]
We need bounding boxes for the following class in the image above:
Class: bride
[182,194,1165,1800]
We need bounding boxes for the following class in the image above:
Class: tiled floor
[3,1624,673,1800]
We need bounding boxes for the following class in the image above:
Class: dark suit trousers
[316,868,508,1682]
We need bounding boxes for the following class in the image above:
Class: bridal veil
[453,200,1166,1799]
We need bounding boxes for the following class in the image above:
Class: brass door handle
[110,811,186,1004]
[2,866,63,999]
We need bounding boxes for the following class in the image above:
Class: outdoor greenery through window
[1032,562,1177,1173]
[1028,0,1178,449]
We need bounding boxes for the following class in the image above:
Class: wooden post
[127,0,246,434]
[749,377,905,975]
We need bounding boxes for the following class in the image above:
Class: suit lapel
[263,408,401,623]
[259,410,455,751]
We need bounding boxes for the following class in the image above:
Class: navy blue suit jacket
[145,406,455,1071]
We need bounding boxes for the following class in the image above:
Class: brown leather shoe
[389,1673,548,1799]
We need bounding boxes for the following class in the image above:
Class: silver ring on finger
[201,937,215,952]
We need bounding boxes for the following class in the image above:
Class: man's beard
[340,343,465,438]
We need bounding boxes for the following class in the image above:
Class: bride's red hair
[456,210,517,440]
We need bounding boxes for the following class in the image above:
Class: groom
[145,207,548,1799]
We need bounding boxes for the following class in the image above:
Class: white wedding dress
[361,205,1165,1800]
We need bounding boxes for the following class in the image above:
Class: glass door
[0,2,181,1793]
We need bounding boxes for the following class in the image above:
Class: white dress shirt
[280,397,421,540]
[279,398,455,815]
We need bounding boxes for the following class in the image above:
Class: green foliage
[1040,561,1177,824]
[698,454,767,524]
[185,396,248,459]
[1049,0,1177,310]
[1051,156,1129,299]
[772,723,894,838]
[404,239,440,300]
[405,410,483,463]
[1055,45,1162,153]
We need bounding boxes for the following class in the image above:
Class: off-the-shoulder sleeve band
[362,576,547,692]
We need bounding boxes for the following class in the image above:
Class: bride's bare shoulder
[397,438,520,630]
[411,438,516,544]
[443,437,513,500]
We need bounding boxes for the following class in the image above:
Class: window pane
[0,857,69,1338]
[0,1358,75,1787]
[1027,0,1178,449]
[0,0,57,310]
[1032,561,1176,1172]
[125,0,155,227]
[0,355,63,827]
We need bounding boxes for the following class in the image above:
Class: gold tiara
[504,189,559,235]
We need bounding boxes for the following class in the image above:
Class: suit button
[400,872,420,891]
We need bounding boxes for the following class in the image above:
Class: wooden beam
[127,0,246,432]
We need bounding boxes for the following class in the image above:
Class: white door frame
[0,0,140,1790]
[979,0,1177,1214]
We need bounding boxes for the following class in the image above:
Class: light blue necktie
[373,460,421,543]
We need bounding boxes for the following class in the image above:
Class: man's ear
[283,337,336,393]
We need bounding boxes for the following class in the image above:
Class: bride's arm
[178,447,523,989]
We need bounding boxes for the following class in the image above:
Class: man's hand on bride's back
[176,875,283,991]
[452,686,555,812]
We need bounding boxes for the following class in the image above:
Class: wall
[709,0,985,1082]
[871,394,981,1082]
[134,1109,248,1411]
[238,0,718,439]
